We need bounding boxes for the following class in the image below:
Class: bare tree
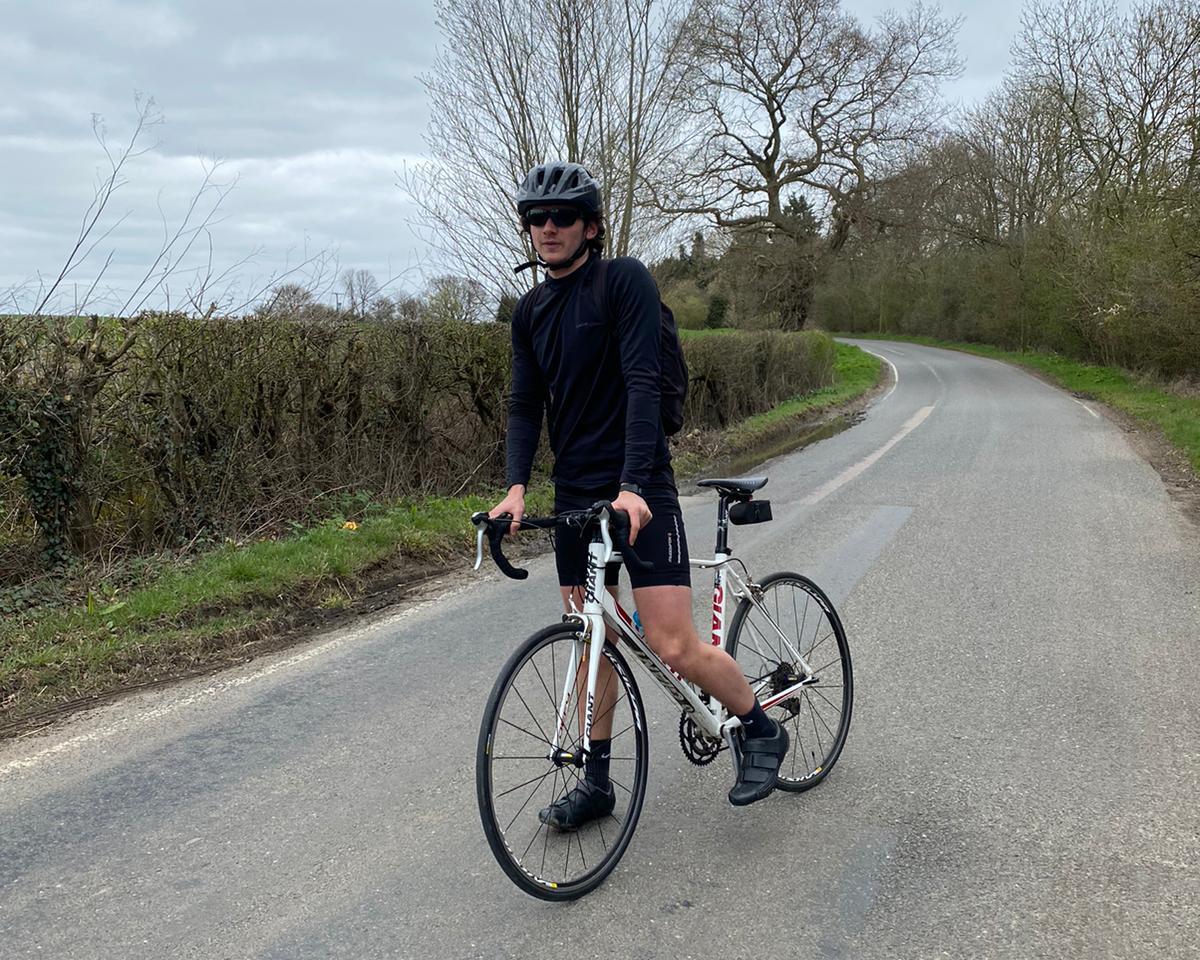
[647,0,959,327]
[259,282,317,317]
[660,0,960,251]
[424,275,491,325]
[401,0,696,296]
[341,269,382,318]
[902,77,1083,252]
[1014,0,1200,223]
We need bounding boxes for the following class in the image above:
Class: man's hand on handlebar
[472,499,653,579]
[612,489,652,545]
[489,484,526,536]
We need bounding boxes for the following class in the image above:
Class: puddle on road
[682,411,863,491]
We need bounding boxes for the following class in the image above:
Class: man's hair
[586,211,606,254]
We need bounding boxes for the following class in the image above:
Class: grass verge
[0,343,881,727]
[672,341,884,477]
[839,333,1200,473]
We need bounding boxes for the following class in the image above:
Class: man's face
[525,206,599,267]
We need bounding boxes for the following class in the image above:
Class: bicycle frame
[553,519,818,768]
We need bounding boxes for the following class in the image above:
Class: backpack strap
[513,282,538,330]
[590,256,611,322]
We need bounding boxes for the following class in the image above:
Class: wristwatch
[619,482,643,497]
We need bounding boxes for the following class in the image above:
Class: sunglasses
[522,207,582,229]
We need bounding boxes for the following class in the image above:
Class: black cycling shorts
[553,472,691,589]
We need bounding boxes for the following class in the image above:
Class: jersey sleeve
[505,294,546,488]
[608,258,662,488]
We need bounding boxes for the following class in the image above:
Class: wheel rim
[731,578,851,785]
[481,631,646,893]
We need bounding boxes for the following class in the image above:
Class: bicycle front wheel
[476,623,649,900]
[727,572,853,792]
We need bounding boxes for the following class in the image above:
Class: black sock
[738,702,775,739]
[586,739,611,790]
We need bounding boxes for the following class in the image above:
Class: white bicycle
[471,476,853,900]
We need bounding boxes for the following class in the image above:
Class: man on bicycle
[488,161,789,829]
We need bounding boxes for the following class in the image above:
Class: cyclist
[488,161,789,829]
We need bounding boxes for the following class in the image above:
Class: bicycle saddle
[696,476,768,499]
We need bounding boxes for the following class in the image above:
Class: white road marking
[1073,398,1100,419]
[860,348,900,402]
[0,599,441,780]
[800,405,935,506]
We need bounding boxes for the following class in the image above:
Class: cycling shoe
[538,780,616,831]
[729,720,789,806]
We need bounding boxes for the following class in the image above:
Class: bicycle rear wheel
[476,623,649,900]
[727,572,852,792]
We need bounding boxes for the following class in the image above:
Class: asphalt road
[2,339,1198,959]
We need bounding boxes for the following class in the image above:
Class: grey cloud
[3,0,1136,311]
[1,0,436,309]
[223,35,343,67]
[0,33,36,58]
[61,0,195,46]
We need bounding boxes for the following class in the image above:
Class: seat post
[715,494,732,556]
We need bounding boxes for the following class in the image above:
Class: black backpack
[590,258,689,436]
[513,258,689,436]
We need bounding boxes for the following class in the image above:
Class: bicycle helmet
[515,162,602,217]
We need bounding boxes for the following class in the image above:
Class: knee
[653,631,698,673]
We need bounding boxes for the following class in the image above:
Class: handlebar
[605,506,655,574]
[471,502,654,581]
[470,510,528,580]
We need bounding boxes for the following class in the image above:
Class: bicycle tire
[726,572,853,792]
[476,623,649,900]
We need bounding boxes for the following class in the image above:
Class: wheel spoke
[804,689,839,741]
[511,684,554,747]
[729,577,851,790]
[498,715,554,747]
[505,765,558,832]
[493,754,555,761]
[808,684,844,713]
[805,630,836,661]
[808,697,825,765]
[496,769,556,800]
[574,826,588,871]
[480,629,647,895]
[608,721,635,743]
[539,770,557,875]
[742,617,782,663]
[529,656,559,714]
[810,652,843,675]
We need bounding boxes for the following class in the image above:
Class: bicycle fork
[550,528,621,768]
[549,598,607,768]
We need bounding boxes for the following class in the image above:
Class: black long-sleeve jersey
[505,254,670,491]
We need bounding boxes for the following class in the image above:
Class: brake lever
[603,503,654,573]
[470,511,529,580]
[471,511,488,571]
[474,528,486,570]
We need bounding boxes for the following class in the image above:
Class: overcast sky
[0,1,1096,312]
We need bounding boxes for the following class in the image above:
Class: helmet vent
[515,162,602,217]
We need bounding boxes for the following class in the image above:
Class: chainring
[678,714,724,766]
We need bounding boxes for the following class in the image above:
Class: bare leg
[631,584,756,715]
[561,585,620,741]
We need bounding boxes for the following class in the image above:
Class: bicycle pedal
[723,729,743,779]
